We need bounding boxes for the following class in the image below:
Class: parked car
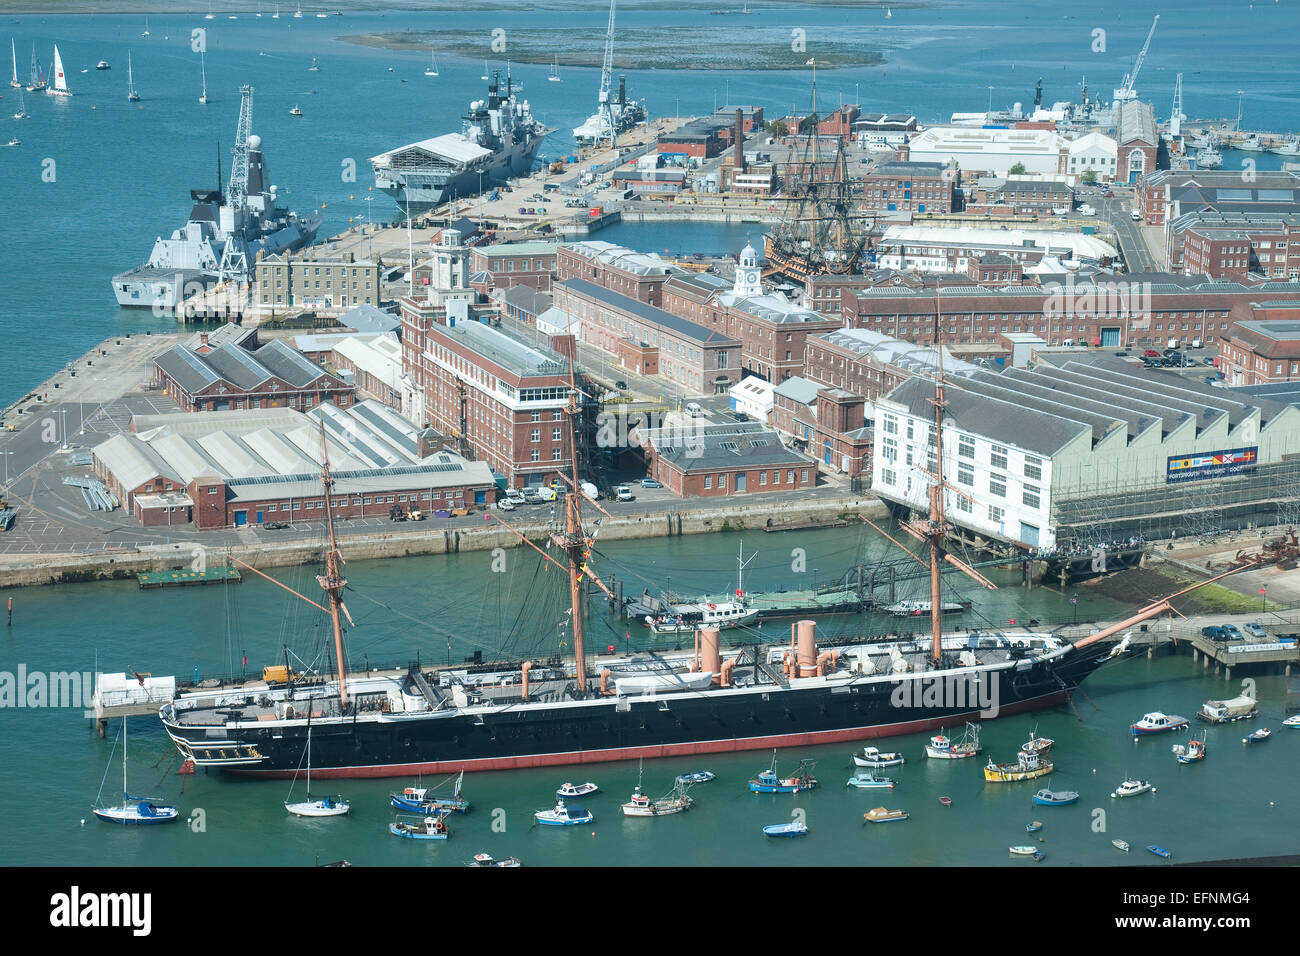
[615,485,634,501]
[264,521,289,530]
[496,498,516,511]
[1114,351,1129,357]
[615,380,628,390]
[1220,624,1245,641]
[1143,349,1161,357]
[1201,625,1227,640]
[1103,190,1115,198]
[505,488,526,502]
[640,478,662,488]
[522,489,542,504]
[1242,622,1268,639]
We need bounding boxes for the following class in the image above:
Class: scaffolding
[1050,458,1300,544]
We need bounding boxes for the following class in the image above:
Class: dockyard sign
[1165,446,1257,484]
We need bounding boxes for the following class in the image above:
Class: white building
[875,225,1119,273]
[906,126,1067,178]
[1066,131,1119,182]
[729,376,776,423]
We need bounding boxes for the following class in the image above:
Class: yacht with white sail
[47,45,71,96]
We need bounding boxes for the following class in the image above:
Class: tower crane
[1113,15,1159,105]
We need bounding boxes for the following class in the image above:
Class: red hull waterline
[226,689,1074,780]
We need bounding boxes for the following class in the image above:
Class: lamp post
[1070,593,1078,625]
[1,450,13,488]
[59,408,68,449]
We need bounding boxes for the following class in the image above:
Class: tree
[1008,162,1027,175]
[765,120,788,138]
[1081,169,1098,184]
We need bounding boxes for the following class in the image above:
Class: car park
[1242,622,1267,639]
[640,478,662,488]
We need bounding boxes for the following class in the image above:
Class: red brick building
[1218,313,1300,385]
[468,241,559,292]
[1175,213,1300,280]
[860,161,956,215]
[1114,100,1159,184]
[1138,169,1300,227]
[400,294,580,488]
[637,421,815,497]
[768,378,873,476]
[557,241,682,307]
[154,339,354,413]
[553,278,742,394]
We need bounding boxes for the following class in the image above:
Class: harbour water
[3,1,1300,868]
[1,523,1296,865]
[4,0,1300,409]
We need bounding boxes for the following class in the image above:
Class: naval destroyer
[112,86,321,310]
[370,68,550,214]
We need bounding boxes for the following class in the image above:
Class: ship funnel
[700,626,721,683]
[797,619,818,678]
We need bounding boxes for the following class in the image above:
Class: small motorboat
[5,137,19,147]
[762,820,808,838]
[390,816,449,840]
[289,104,302,116]
[1033,789,1079,806]
[467,852,521,867]
[846,773,895,789]
[676,771,715,784]
[556,782,598,799]
[853,747,905,768]
[1243,728,1271,744]
[1026,821,1043,833]
[1147,844,1173,859]
[1009,845,1039,855]
[1283,715,1300,728]
[1112,839,1131,852]
[391,785,470,815]
[938,796,952,807]
[1020,734,1055,756]
[621,782,692,817]
[1111,779,1156,798]
[863,806,908,823]
[1130,712,1190,736]
[925,723,981,759]
[1172,739,1206,764]
[1033,851,1045,861]
[535,800,593,826]
[96,60,110,70]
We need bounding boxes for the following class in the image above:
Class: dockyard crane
[1169,73,1184,140]
[1113,15,1159,104]
[216,85,254,286]
[596,0,618,149]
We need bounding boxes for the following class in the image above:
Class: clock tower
[733,242,761,297]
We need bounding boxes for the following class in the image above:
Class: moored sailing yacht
[127,52,140,102]
[10,39,20,88]
[93,718,181,825]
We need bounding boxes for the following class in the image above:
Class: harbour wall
[0,496,885,590]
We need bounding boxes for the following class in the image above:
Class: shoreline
[0,495,886,590]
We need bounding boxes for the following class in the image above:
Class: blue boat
[391,772,470,814]
[1026,820,1043,833]
[748,752,817,793]
[1146,844,1172,859]
[535,800,593,826]
[1032,788,1080,806]
[763,820,808,838]
[390,817,449,840]
[676,771,715,784]
[1243,728,1271,744]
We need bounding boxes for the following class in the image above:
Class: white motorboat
[854,747,905,768]
[535,800,593,826]
[1110,778,1156,798]
[556,781,598,799]
[925,722,980,759]
[846,773,895,789]
[1283,715,1300,728]
[1130,711,1189,736]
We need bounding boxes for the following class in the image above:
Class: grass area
[1087,564,1286,616]
[342,29,884,71]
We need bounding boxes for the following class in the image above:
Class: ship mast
[927,289,948,662]
[315,420,353,711]
[556,361,589,692]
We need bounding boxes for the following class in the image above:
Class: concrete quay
[0,494,885,590]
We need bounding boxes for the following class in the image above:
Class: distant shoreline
[340,31,882,72]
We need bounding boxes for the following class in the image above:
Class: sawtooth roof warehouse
[871,355,1300,551]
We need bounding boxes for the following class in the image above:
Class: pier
[138,566,242,589]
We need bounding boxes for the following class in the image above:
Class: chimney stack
[734,108,745,178]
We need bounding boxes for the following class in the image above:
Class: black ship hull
[166,641,1116,779]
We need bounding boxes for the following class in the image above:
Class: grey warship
[370,68,550,215]
[112,86,321,311]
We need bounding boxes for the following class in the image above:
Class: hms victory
[370,68,550,214]
[154,319,1221,781]
[112,86,321,310]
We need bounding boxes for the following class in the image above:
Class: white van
[1131,209,1142,221]
[685,402,703,418]
[537,486,557,502]
[1167,338,1179,350]
[1061,338,1075,347]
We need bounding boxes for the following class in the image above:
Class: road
[1093,187,1158,273]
